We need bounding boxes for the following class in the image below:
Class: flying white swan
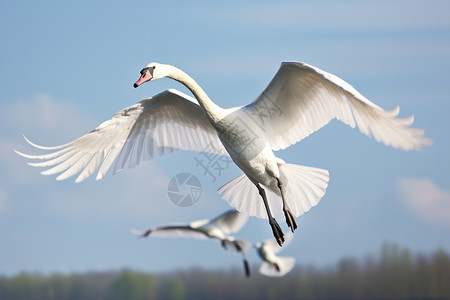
[15,61,432,246]
[131,210,252,276]
[256,232,295,277]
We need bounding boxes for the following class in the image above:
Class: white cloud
[398,178,450,226]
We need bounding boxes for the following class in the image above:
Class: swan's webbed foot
[276,177,298,233]
[269,217,285,246]
[284,208,298,233]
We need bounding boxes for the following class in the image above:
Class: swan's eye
[152,66,156,69]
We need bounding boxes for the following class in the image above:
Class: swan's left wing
[207,210,249,235]
[130,224,209,240]
[244,62,432,151]
[15,89,227,182]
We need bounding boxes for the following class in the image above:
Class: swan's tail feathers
[278,163,329,217]
[218,173,281,219]
[217,164,329,219]
[259,257,296,277]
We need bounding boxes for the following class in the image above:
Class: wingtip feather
[130,228,151,238]
[22,134,71,150]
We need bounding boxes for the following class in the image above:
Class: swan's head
[133,62,168,88]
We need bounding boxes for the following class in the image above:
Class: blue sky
[1,0,449,276]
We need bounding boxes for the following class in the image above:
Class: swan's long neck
[167,65,225,123]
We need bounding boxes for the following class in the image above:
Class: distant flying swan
[16,61,432,246]
[131,210,251,276]
[256,232,295,277]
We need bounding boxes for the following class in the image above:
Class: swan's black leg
[277,178,298,232]
[233,241,242,252]
[220,239,227,249]
[243,256,250,277]
[235,241,250,277]
[257,184,285,246]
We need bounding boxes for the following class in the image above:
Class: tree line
[1,243,449,300]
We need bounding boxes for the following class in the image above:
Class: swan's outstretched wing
[15,89,227,182]
[130,224,209,240]
[245,62,432,151]
[207,210,249,235]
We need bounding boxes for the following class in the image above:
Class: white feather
[218,164,329,219]
[207,210,249,235]
[15,89,227,182]
[245,62,432,151]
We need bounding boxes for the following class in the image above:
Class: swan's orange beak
[133,69,152,88]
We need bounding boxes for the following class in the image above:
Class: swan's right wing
[207,210,249,235]
[15,89,227,182]
[245,62,432,151]
[130,224,209,240]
